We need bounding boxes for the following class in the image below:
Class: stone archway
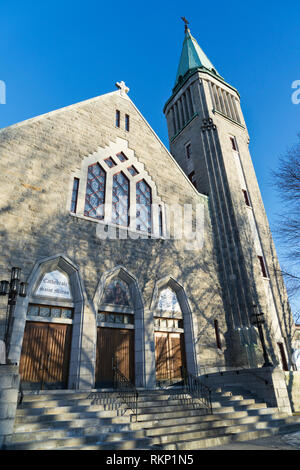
[151,276,198,379]
[8,254,85,390]
[93,266,155,388]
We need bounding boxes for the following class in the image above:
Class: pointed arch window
[97,277,134,325]
[73,146,165,236]
[84,163,106,219]
[136,179,152,233]
[112,171,130,227]
[157,287,181,316]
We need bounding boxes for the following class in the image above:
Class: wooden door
[155,332,169,381]
[169,333,185,379]
[155,332,185,382]
[19,322,72,390]
[95,327,134,387]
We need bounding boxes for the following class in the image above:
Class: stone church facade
[0,25,296,393]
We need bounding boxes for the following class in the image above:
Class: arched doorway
[151,277,198,385]
[10,255,84,390]
[95,277,135,387]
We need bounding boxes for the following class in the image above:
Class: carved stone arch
[9,254,86,389]
[93,266,152,387]
[151,275,198,376]
[94,265,143,311]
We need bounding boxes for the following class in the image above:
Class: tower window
[70,178,79,213]
[242,189,251,207]
[258,255,268,278]
[188,171,197,189]
[125,114,130,132]
[230,137,237,151]
[214,319,222,349]
[116,110,120,128]
[185,143,192,160]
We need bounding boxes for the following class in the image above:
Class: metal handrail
[113,363,138,422]
[182,368,213,414]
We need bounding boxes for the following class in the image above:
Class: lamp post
[251,305,273,368]
[0,267,28,359]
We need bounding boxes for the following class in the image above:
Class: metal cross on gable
[116,81,130,96]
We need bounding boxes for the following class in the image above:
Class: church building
[0,21,296,394]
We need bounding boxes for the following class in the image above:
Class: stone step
[15,412,132,425]
[18,396,207,410]
[10,426,150,444]
[18,399,125,410]
[148,422,272,446]
[12,416,299,451]
[10,384,296,451]
[211,398,258,408]
[15,405,283,432]
[16,403,131,417]
[132,409,285,430]
[14,408,282,436]
[20,390,180,403]
[5,434,151,451]
[147,418,300,447]
[135,405,272,422]
[160,428,277,450]
[14,419,132,433]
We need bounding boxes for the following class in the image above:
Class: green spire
[175,23,221,88]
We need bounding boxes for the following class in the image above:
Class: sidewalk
[204,431,300,450]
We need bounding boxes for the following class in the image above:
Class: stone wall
[0,365,19,448]
[285,371,300,413]
[202,367,292,415]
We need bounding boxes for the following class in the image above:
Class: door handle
[45,353,51,372]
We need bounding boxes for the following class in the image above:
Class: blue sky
[1,0,299,314]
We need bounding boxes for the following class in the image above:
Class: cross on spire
[116,81,130,96]
[181,16,189,32]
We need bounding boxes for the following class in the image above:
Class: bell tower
[163,20,294,369]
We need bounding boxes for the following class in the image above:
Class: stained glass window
[116,152,128,162]
[84,163,106,219]
[101,279,131,306]
[112,172,129,226]
[104,157,117,168]
[27,304,74,319]
[97,311,134,325]
[127,165,139,176]
[136,179,152,233]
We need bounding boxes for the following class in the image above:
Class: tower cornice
[163,67,240,114]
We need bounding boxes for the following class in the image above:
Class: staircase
[4,386,300,450]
